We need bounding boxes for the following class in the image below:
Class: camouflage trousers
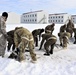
[18,35,36,62]
[60,36,68,48]
[0,34,6,57]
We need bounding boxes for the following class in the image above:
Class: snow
[0,24,76,75]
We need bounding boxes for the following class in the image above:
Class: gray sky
[0,0,76,15]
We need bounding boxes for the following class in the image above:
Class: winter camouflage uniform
[73,28,76,44]
[0,16,7,57]
[14,27,37,62]
[39,33,57,55]
[58,32,71,48]
[66,20,74,37]
[7,30,15,51]
[32,28,44,47]
[45,23,55,34]
[60,24,66,32]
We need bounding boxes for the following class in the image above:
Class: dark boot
[44,53,50,56]
[74,41,76,44]
[49,50,53,54]
[50,43,55,54]
[60,43,62,46]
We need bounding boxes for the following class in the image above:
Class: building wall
[63,14,71,24]
[21,12,37,24]
[71,15,76,24]
[48,13,71,24]
[21,10,48,24]
[37,11,48,24]
[6,12,20,24]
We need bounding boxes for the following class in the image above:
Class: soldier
[45,23,55,34]
[59,24,66,32]
[39,33,57,55]
[7,30,15,51]
[0,12,8,57]
[7,27,23,51]
[32,28,44,47]
[73,28,76,44]
[67,20,74,28]
[14,27,37,62]
[58,32,71,49]
[66,19,74,37]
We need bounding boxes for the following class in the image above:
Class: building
[48,13,71,24]
[71,15,76,24]
[6,12,20,24]
[21,10,48,24]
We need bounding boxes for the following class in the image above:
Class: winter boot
[74,41,76,44]
[44,52,50,56]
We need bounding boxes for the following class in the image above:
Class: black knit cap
[2,12,8,18]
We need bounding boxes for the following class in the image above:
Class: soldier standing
[0,12,8,57]
[66,19,74,37]
[14,27,37,62]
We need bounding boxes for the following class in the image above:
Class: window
[61,20,63,22]
[58,20,60,22]
[35,19,37,21]
[59,16,60,18]
[56,20,57,22]
[35,14,37,17]
[32,14,34,17]
[61,16,63,18]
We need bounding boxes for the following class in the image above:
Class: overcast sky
[0,0,76,15]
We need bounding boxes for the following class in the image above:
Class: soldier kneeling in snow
[39,33,57,55]
[58,32,71,49]
[8,27,37,62]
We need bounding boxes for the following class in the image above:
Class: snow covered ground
[0,24,76,75]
